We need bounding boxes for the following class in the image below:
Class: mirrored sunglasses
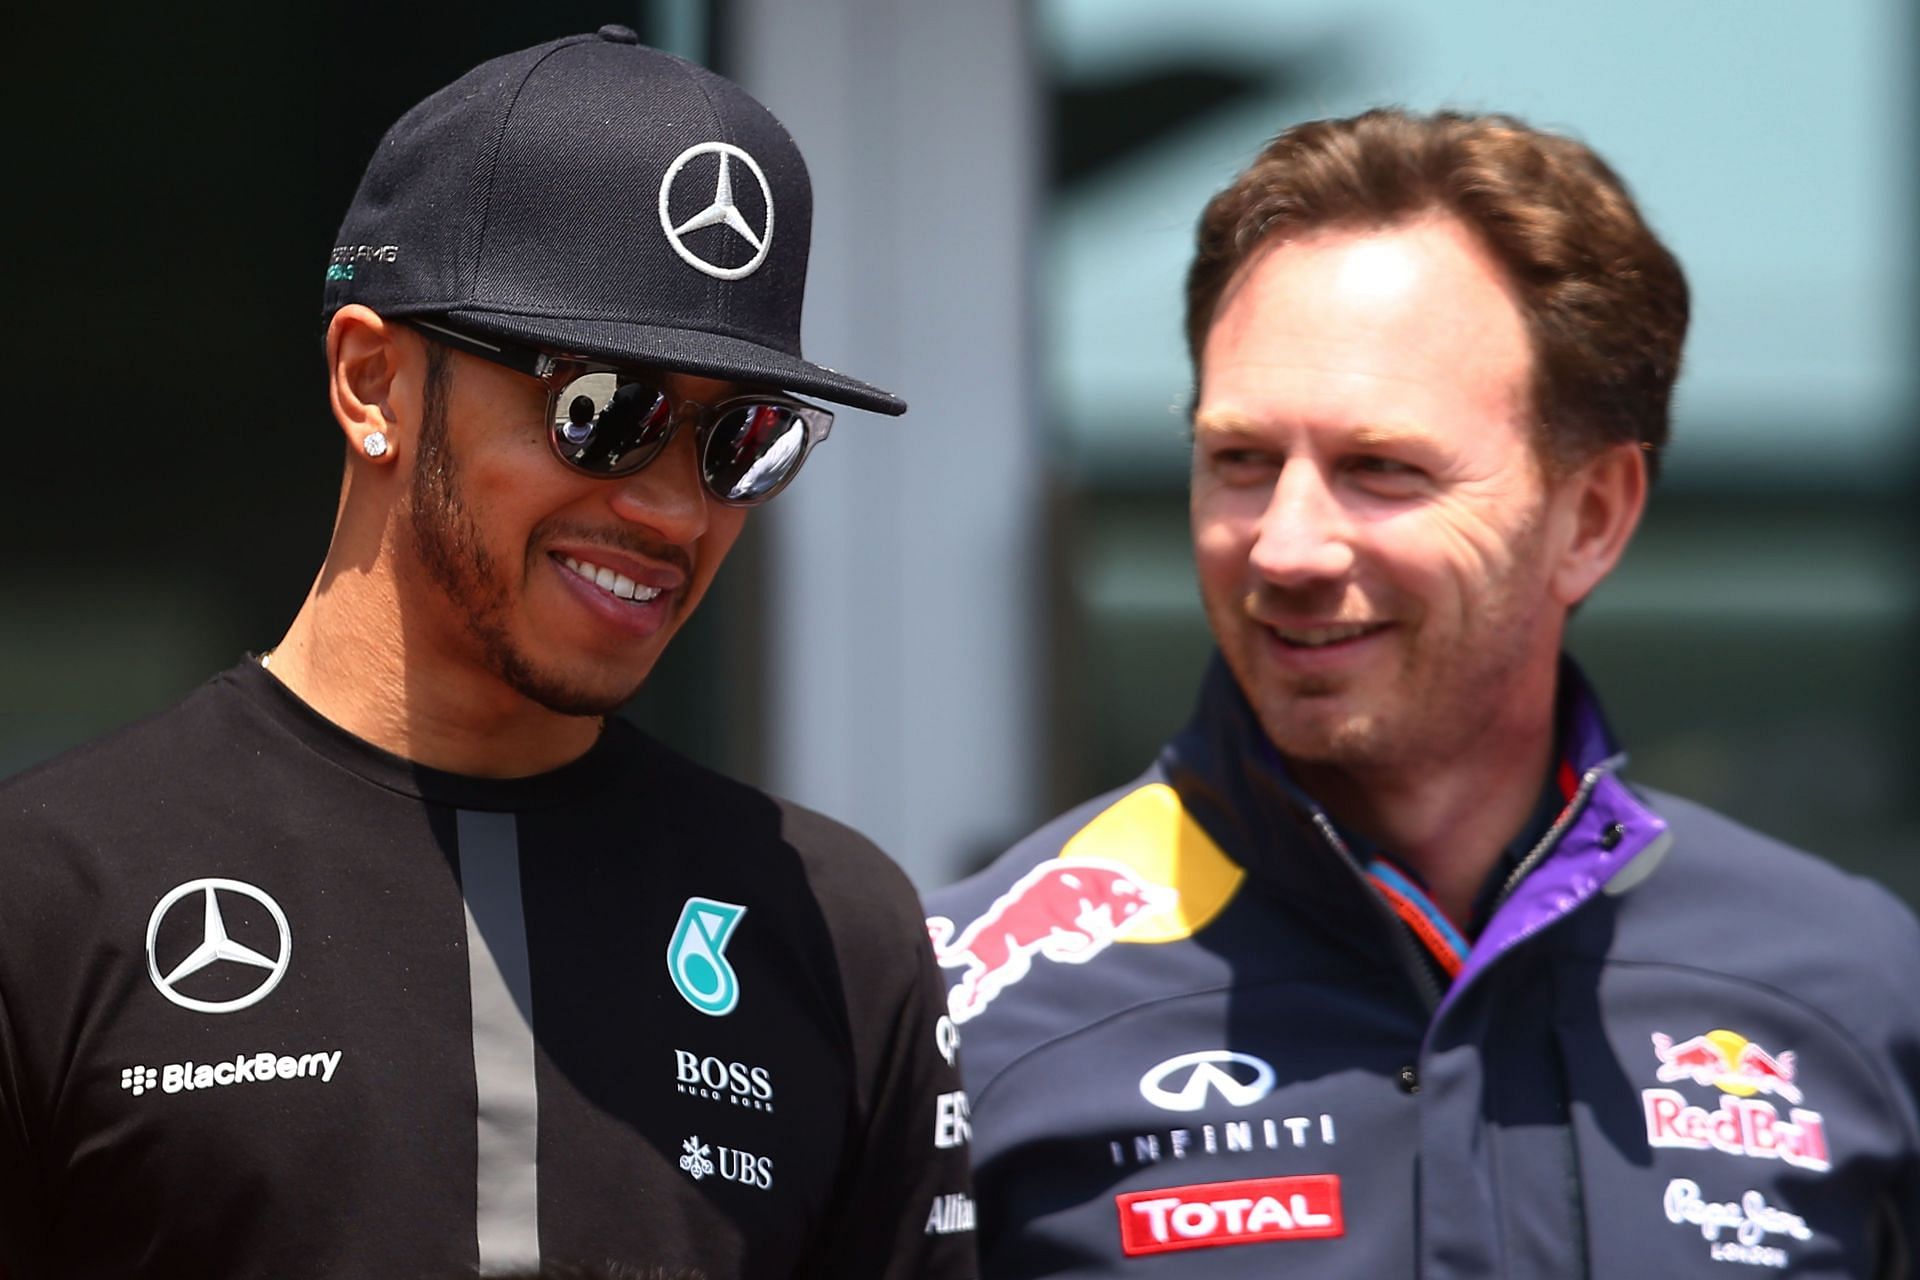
[406,318,833,505]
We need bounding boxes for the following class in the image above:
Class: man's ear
[325,305,417,465]
[1551,442,1648,608]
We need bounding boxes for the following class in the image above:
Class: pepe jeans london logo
[1663,1178,1812,1269]
[658,142,774,281]
[668,897,747,1016]
[146,878,292,1013]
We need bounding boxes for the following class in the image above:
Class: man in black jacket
[929,107,1919,1276]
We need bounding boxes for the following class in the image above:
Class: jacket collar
[1161,653,1671,1002]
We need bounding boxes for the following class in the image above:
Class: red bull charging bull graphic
[1644,1029,1828,1173]
[927,859,1175,1024]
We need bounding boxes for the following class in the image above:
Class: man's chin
[526,683,639,720]
[489,647,650,720]
[1253,702,1393,771]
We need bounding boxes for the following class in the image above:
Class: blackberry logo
[116,1048,342,1099]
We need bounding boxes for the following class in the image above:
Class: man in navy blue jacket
[927,107,1920,1276]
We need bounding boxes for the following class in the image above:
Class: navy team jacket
[925,656,1920,1277]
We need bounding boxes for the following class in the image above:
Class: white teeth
[1276,622,1376,648]
[561,555,662,603]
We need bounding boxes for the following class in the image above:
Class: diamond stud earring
[363,431,390,459]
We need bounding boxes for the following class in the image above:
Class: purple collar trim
[1438,675,1670,1017]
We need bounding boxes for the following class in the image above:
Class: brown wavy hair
[1185,108,1688,477]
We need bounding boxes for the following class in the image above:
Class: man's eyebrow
[1190,412,1263,437]
[1190,416,1436,448]
[1349,423,1436,450]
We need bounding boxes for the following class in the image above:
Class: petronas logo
[667,897,747,1016]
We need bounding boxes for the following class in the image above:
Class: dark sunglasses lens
[550,372,672,474]
[703,404,810,503]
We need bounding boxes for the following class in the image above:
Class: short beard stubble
[408,345,636,719]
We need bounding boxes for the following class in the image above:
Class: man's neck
[265,565,603,780]
[1291,709,1558,930]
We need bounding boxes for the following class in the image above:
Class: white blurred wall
[731,0,1045,887]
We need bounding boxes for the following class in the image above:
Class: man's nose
[1247,460,1355,587]
[606,411,711,543]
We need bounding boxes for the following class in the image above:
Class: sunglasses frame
[404,318,834,506]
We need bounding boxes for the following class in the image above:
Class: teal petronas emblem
[667,897,748,1016]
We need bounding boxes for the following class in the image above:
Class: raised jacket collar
[1161,654,1671,1014]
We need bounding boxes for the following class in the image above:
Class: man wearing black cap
[0,29,974,1280]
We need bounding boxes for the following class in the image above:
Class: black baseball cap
[322,25,904,416]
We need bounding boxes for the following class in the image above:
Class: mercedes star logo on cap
[659,142,775,281]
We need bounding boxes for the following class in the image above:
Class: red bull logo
[1645,1029,1828,1173]
[1651,1030,1802,1105]
[927,859,1175,1023]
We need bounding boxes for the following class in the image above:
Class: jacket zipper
[1305,810,1444,1013]
[1299,751,1628,1016]
[1487,753,1626,922]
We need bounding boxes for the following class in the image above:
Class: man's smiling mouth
[1270,622,1389,649]
[559,554,663,603]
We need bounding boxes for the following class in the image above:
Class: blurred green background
[5,1,1917,904]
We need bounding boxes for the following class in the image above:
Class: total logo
[926,859,1174,1024]
[678,1134,773,1191]
[1663,1177,1811,1269]
[1643,1029,1829,1173]
[1116,1174,1344,1256]
[120,1048,343,1098]
[674,1049,774,1113]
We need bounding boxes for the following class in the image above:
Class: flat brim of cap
[437,310,906,416]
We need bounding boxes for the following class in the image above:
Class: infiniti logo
[1140,1050,1277,1113]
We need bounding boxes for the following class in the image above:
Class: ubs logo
[1140,1050,1277,1113]
[680,1134,773,1190]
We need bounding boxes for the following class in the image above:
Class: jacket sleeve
[809,924,976,1280]
[0,906,45,1277]
[1865,886,1920,1275]
[784,803,976,1280]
